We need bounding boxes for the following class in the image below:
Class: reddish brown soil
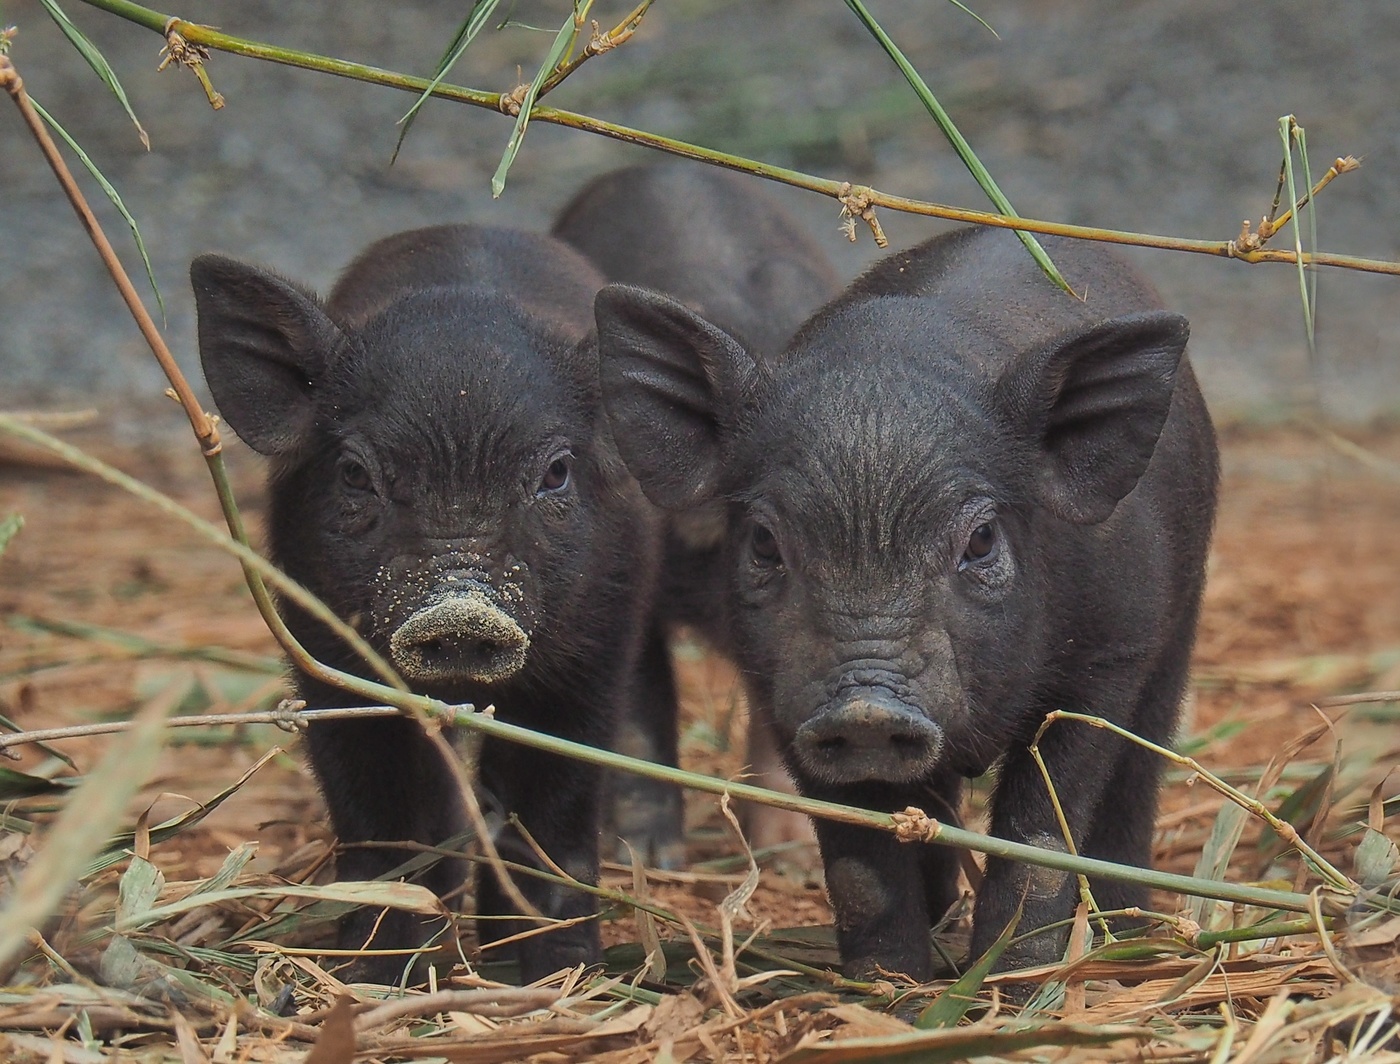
[1,424,1397,963]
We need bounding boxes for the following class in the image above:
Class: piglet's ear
[595,284,756,510]
[191,254,345,456]
[997,311,1189,524]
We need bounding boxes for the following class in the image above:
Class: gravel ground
[2,0,1398,435]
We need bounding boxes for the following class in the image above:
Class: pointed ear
[997,311,1190,524]
[595,284,756,509]
[191,254,345,456]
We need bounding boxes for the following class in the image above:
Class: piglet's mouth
[389,589,529,685]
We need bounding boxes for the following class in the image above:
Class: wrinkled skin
[554,163,841,865]
[192,225,663,983]
[594,226,1219,979]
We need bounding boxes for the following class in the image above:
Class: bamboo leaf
[392,0,504,164]
[26,98,165,317]
[1355,827,1399,889]
[0,515,20,555]
[1188,801,1249,925]
[491,6,578,198]
[36,0,150,150]
[0,766,78,800]
[843,0,1070,293]
[917,896,1021,1028]
[86,746,282,875]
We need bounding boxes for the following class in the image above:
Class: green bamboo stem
[1038,710,1353,893]
[72,0,1400,277]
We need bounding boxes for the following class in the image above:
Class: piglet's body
[595,225,1218,977]
[193,226,662,983]
[554,163,842,861]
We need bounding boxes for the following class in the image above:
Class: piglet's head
[191,254,603,693]
[595,283,1189,784]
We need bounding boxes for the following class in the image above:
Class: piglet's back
[327,224,605,338]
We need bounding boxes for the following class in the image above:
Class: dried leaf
[304,994,357,1064]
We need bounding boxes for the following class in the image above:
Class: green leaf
[392,0,505,164]
[116,854,164,924]
[27,98,164,318]
[0,766,77,800]
[1355,827,1399,889]
[37,0,150,151]
[491,6,578,198]
[190,841,257,896]
[0,515,21,556]
[917,895,1021,1028]
[1188,801,1249,925]
[843,0,1069,294]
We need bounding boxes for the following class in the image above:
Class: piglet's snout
[389,587,529,684]
[794,687,943,785]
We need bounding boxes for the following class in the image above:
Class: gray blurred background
[3,0,1398,437]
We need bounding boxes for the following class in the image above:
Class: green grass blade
[0,514,21,556]
[491,6,578,198]
[392,0,504,164]
[27,97,165,318]
[844,0,1069,293]
[916,896,1020,1027]
[944,0,999,39]
[37,0,150,150]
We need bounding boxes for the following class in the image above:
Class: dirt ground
[1,422,1398,977]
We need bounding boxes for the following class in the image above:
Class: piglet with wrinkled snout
[192,224,665,983]
[594,225,1219,979]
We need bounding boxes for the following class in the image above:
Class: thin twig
[1321,690,1400,707]
[71,0,1400,276]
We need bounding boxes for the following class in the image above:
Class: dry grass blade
[0,682,174,972]
[778,1020,1151,1063]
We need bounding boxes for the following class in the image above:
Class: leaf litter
[0,426,1397,1060]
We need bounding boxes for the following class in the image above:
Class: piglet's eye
[537,454,572,495]
[751,523,782,566]
[960,521,998,568]
[341,459,373,493]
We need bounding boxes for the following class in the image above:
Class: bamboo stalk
[71,0,1400,277]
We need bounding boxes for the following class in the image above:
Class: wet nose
[794,687,943,785]
[389,589,529,684]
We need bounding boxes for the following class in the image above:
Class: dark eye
[341,459,373,493]
[960,521,998,568]
[751,523,781,566]
[537,454,572,495]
